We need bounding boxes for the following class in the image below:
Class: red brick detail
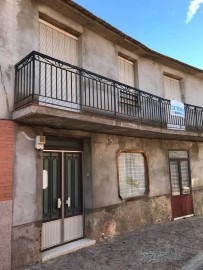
[0,120,14,201]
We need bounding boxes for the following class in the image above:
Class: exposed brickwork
[0,120,14,201]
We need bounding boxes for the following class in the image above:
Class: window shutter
[164,76,181,101]
[39,20,78,66]
[38,20,79,109]
[118,56,134,87]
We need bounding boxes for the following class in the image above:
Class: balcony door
[41,151,83,250]
[169,151,193,219]
[38,19,80,110]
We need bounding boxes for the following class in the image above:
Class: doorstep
[42,238,96,262]
[174,214,194,221]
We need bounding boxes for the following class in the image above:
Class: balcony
[13,51,203,141]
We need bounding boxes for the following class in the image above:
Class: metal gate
[41,151,83,250]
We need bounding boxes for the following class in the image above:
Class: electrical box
[35,136,46,150]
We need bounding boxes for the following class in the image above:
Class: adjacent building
[1,0,203,269]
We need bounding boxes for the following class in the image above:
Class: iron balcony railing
[15,51,203,132]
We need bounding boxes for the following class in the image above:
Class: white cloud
[186,0,203,23]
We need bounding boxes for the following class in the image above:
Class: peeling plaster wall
[85,195,171,240]
[91,134,172,208]
[11,124,42,268]
[84,134,203,239]
[91,134,203,214]
[13,125,38,226]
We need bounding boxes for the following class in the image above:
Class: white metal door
[42,151,83,250]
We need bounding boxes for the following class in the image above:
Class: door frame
[168,150,194,219]
[42,149,84,250]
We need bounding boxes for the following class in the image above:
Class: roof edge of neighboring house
[62,0,203,76]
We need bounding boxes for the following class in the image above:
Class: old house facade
[1,0,203,269]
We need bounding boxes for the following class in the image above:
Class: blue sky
[73,0,203,70]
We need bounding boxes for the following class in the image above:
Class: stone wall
[0,201,12,270]
[11,222,41,270]
[85,195,171,239]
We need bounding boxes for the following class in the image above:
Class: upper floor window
[118,56,135,87]
[39,19,78,66]
[118,151,148,200]
[164,75,182,101]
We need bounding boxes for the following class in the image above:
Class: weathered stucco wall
[36,2,203,109]
[13,125,38,226]
[137,58,164,97]
[190,142,203,215]
[1,2,40,268]
[12,124,42,269]
[82,28,118,79]
[85,134,203,239]
[137,56,203,106]
[11,126,203,268]
[0,0,39,119]
[91,134,171,208]
[38,3,83,34]
[12,126,95,268]
[81,29,203,108]
[0,0,16,119]
[184,75,203,107]
[91,134,203,213]
[2,1,203,268]
[16,0,39,59]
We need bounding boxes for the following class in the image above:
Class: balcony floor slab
[12,105,203,141]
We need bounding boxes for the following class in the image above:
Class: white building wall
[81,28,118,79]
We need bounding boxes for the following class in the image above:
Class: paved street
[22,217,203,270]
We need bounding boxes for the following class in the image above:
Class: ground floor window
[117,151,148,199]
